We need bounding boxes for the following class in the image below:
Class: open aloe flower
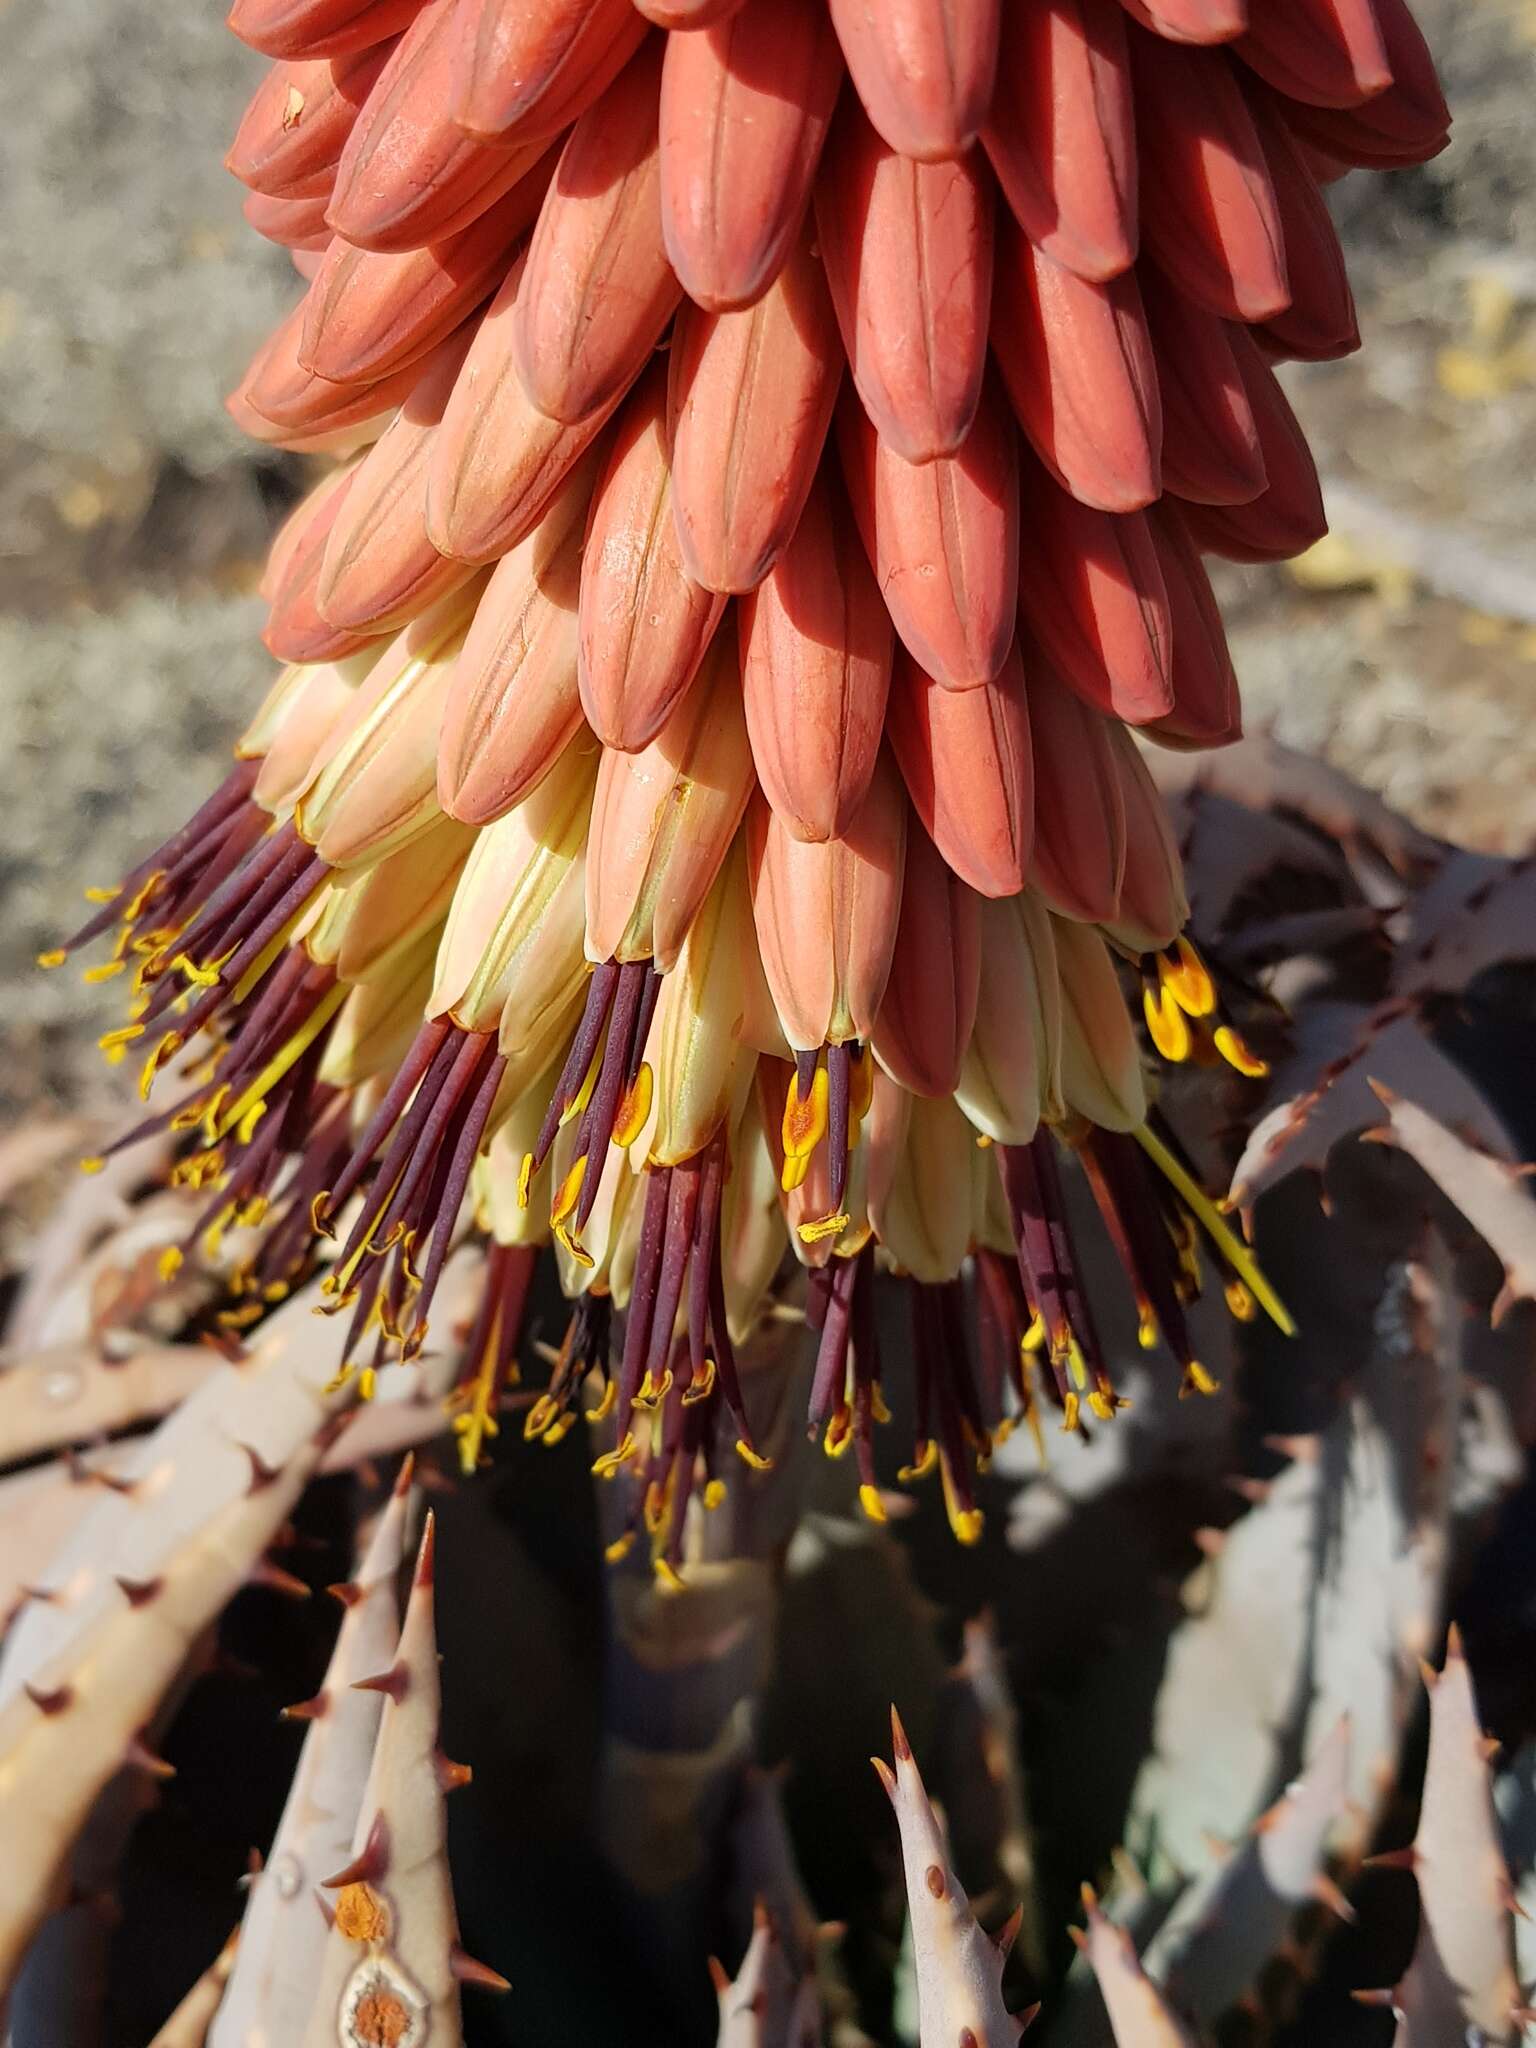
[48,0,1445,1574]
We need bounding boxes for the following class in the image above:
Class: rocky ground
[1,0,1533,1122]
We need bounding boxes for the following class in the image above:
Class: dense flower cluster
[49,0,1445,1572]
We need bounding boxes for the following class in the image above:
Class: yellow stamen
[585,1378,618,1424]
[156,1246,184,1283]
[613,1063,653,1149]
[1213,1024,1268,1078]
[550,1153,587,1230]
[592,1434,637,1479]
[1132,1122,1295,1336]
[604,1531,635,1564]
[653,1557,685,1594]
[82,960,126,985]
[1224,1279,1257,1322]
[703,1479,727,1510]
[858,1483,887,1525]
[1164,936,1217,1018]
[780,1062,830,1188]
[1143,981,1192,1063]
[36,949,67,970]
[798,1210,850,1246]
[214,982,348,1140]
[735,1439,773,1471]
[516,1150,535,1209]
[898,1440,938,1483]
[1182,1360,1219,1397]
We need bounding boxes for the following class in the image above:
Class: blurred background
[2,0,1535,1127]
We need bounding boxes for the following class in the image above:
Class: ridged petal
[956,890,1061,1143]
[577,359,726,751]
[228,0,422,61]
[668,227,842,593]
[739,466,892,844]
[1016,452,1174,724]
[816,97,992,462]
[264,464,386,663]
[1117,0,1247,42]
[299,170,545,387]
[992,218,1161,513]
[658,0,841,311]
[872,824,980,1098]
[237,297,426,437]
[227,42,395,198]
[1022,648,1127,923]
[886,641,1032,899]
[328,1,555,253]
[826,0,1000,162]
[512,38,678,425]
[447,0,645,143]
[746,753,908,1051]
[634,0,745,21]
[1141,263,1266,505]
[838,374,1018,689]
[427,253,622,564]
[983,0,1137,284]
[585,633,754,970]
[436,452,597,824]
[1130,32,1290,322]
[243,187,335,251]
[1248,87,1360,360]
[1141,503,1242,748]
[1176,327,1326,562]
[1235,0,1391,109]
[316,329,477,634]
[1052,914,1147,1130]
[1102,724,1189,952]
[297,584,481,867]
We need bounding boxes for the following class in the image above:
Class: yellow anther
[1164,936,1217,1018]
[1137,1307,1159,1350]
[779,1149,811,1194]
[523,1394,558,1442]
[82,960,126,985]
[734,1439,773,1472]
[173,952,223,990]
[156,1246,184,1283]
[1213,1024,1268,1078]
[823,1407,853,1460]
[83,885,120,905]
[592,1434,637,1479]
[870,1384,892,1425]
[703,1478,727,1510]
[1062,1391,1082,1435]
[1143,981,1192,1063]
[36,949,67,970]
[681,1359,716,1406]
[213,981,346,1139]
[613,1062,653,1149]
[1087,1390,1120,1422]
[858,1483,888,1525]
[1224,1279,1257,1323]
[550,1153,588,1230]
[798,1210,850,1246]
[516,1151,535,1210]
[604,1531,636,1564]
[357,1367,378,1402]
[1021,1313,1045,1354]
[781,1062,830,1165]
[554,1221,594,1270]
[1132,1122,1295,1337]
[898,1440,938,1483]
[584,1378,618,1424]
[653,1557,686,1594]
[1183,1360,1219,1397]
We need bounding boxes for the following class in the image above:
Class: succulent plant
[5,0,1536,2042]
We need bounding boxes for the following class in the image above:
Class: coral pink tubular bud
[447,0,645,145]
[837,374,1018,691]
[984,0,1136,284]
[297,582,480,866]
[436,452,596,824]
[827,0,1000,162]
[1247,91,1359,362]
[262,465,344,604]
[228,0,420,61]
[872,825,980,1098]
[1177,328,1326,562]
[252,657,372,813]
[316,330,477,635]
[635,0,745,22]
[238,299,424,438]
[1276,59,1448,171]
[243,187,335,250]
[886,641,1031,899]
[1141,263,1266,505]
[992,217,1161,514]
[1015,452,1174,725]
[264,467,386,664]
[746,753,908,1053]
[1052,913,1147,1131]
[1141,504,1242,748]
[668,227,842,595]
[1130,32,1290,323]
[1023,649,1127,923]
[585,633,755,971]
[815,97,993,463]
[1102,725,1189,952]
[428,741,594,1040]
[327,3,555,253]
[227,42,395,197]
[577,358,726,751]
[739,465,892,844]
[426,253,622,565]
[658,0,841,311]
[1235,0,1391,109]
[957,889,1061,1142]
[511,39,679,426]
[1118,0,1247,41]
[298,173,546,389]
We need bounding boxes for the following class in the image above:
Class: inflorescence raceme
[47,0,1449,1580]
